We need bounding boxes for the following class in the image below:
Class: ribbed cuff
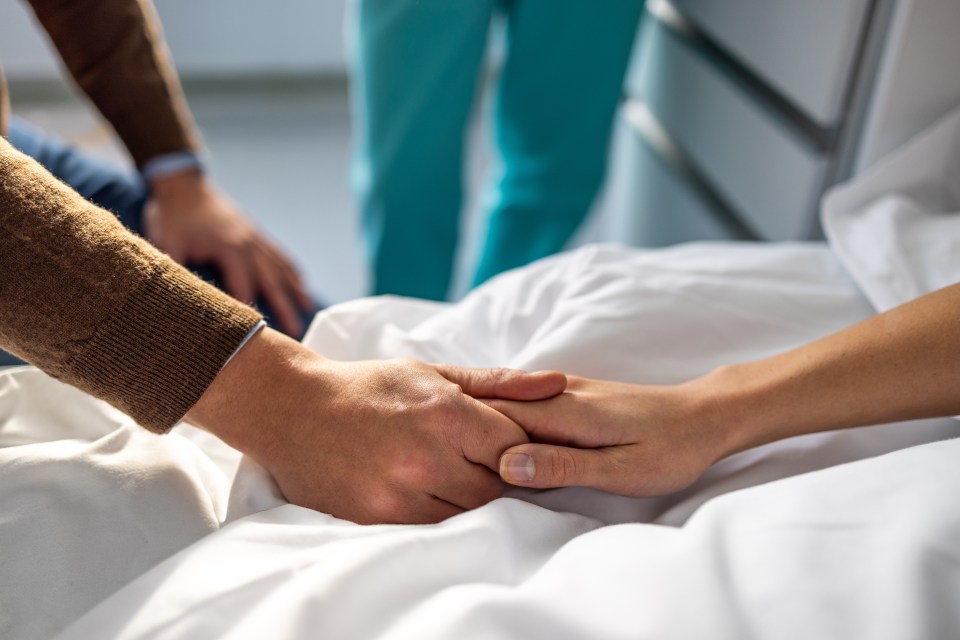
[68,261,263,434]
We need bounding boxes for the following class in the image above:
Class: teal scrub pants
[351,0,644,300]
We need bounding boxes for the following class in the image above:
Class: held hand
[488,376,730,497]
[188,329,567,524]
[145,170,312,336]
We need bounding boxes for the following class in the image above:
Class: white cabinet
[628,20,828,240]
[669,0,871,126]
[619,0,960,248]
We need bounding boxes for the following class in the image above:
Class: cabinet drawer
[616,118,737,247]
[627,19,829,241]
[667,0,871,126]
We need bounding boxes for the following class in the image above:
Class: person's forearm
[0,137,261,432]
[185,327,328,454]
[25,0,201,167]
[707,282,960,459]
[493,283,960,495]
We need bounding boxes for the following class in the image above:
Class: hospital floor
[9,75,622,306]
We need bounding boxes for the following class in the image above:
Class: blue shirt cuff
[141,151,207,182]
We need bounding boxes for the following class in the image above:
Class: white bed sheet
[1,240,957,639]
[3,107,959,640]
[822,105,960,312]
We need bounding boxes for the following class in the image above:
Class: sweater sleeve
[24,0,202,168]
[0,137,262,433]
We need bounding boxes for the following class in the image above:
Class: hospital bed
[2,104,960,639]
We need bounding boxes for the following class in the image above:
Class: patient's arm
[491,282,960,496]
[187,327,567,524]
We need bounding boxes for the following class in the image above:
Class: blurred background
[0,0,630,304]
[0,0,362,303]
[3,0,959,305]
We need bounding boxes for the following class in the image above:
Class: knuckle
[489,368,513,393]
[443,385,468,410]
[430,388,467,422]
[549,449,583,485]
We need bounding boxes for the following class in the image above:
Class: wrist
[694,360,805,461]
[141,150,207,184]
[149,168,207,202]
[667,372,740,466]
[186,327,332,457]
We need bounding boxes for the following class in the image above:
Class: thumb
[499,443,614,490]
[435,365,566,400]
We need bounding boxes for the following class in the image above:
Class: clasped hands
[189,328,735,525]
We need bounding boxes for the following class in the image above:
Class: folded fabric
[823,104,960,311]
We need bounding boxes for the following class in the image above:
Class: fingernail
[501,453,536,483]
[529,371,554,378]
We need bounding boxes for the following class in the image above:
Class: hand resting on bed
[493,282,960,496]
[186,326,567,524]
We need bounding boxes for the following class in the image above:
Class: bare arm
[709,280,960,454]
[491,283,960,494]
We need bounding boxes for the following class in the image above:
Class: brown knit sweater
[2,0,202,166]
[0,0,263,432]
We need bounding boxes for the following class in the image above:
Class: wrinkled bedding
[3,108,960,640]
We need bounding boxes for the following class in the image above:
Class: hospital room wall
[0,0,349,79]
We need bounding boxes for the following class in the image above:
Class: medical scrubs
[351,0,644,300]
